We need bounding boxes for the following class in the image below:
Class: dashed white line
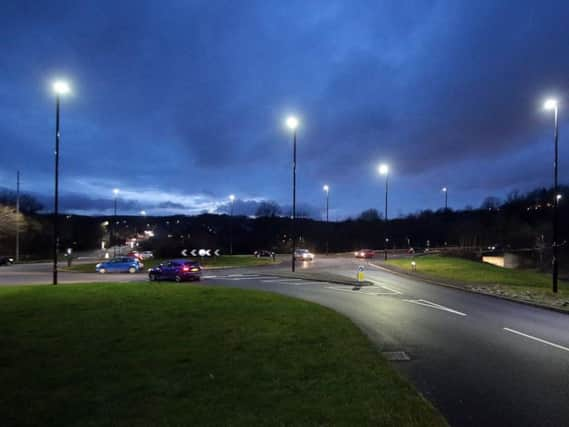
[503,328,569,353]
[403,299,467,317]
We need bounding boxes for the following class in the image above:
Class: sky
[1,0,569,219]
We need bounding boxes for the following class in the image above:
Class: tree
[480,196,501,210]
[0,189,43,214]
[255,201,281,218]
[357,208,382,221]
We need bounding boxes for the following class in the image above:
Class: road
[1,256,568,426]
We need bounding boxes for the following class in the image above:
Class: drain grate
[381,351,411,361]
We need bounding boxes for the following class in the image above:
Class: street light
[140,210,147,216]
[229,194,235,255]
[112,188,120,256]
[52,79,71,285]
[378,163,389,260]
[286,115,299,272]
[323,185,330,255]
[544,98,560,293]
[442,187,448,210]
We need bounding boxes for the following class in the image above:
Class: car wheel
[128,267,137,274]
[175,275,182,283]
[99,268,106,274]
[149,273,157,281]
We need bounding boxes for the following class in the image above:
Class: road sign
[181,249,188,256]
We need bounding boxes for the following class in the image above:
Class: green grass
[65,255,275,273]
[0,283,446,427]
[387,255,569,302]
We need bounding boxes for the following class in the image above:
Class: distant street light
[52,80,71,285]
[229,194,235,255]
[323,185,330,255]
[544,98,560,293]
[378,164,389,261]
[442,187,448,210]
[140,210,147,216]
[112,188,120,256]
[286,116,299,272]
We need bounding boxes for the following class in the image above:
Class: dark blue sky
[1,0,568,219]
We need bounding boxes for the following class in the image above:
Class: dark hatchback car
[0,256,15,266]
[148,259,202,282]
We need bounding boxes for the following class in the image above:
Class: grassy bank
[386,255,569,307]
[0,283,445,426]
[65,254,275,273]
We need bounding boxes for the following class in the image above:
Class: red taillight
[182,266,190,272]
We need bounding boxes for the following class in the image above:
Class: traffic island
[0,283,446,426]
[381,255,569,313]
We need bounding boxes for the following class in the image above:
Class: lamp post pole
[53,94,61,285]
[229,195,235,255]
[384,173,389,260]
[292,128,297,272]
[16,171,20,263]
[323,185,329,255]
[552,104,559,293]
[544,99,560,293]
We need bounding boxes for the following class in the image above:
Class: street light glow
[378,164,389,175]
[557,194,562,201]
[229,194,235,201]
[442,187,448,192]
[286,116,299,130]
[323,185,329,192]
[140,210,147,216]
[544,98,558,110]
[53,80,71,95]
[113,188,120,196]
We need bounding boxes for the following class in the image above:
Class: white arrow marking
[205,249,211,256]
[181,249,188,257]
[190,249,197,257]
[503,328,569,353]
[403,299,467,317]
[214,249,221,256]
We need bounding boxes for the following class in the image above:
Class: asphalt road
[1,256,568,426]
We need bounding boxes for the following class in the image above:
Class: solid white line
[503,328,569,353]
[368,281,402,295]
[403,299,467,316]
[202,275,217,279]
[261,279,302,283]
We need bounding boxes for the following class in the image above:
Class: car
[354,249,375,259]
[0,256,15,266]
[139,251,154,260]
[254,249,274,258]
[148,259,202,282]
[127,251,142,260]
[96,257,143,274]
[294,248,314,261]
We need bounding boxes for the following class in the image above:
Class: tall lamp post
[378,164,389,260]
[323,185,330,255]
[229,194,235,255]
[442,187,448,210]
[286,116,299,272]
[16,170,20,263]
[52,80,70,285]
[544,98,560,293]
[112,188,120,257]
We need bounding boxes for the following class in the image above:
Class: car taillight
[182,266,190,272]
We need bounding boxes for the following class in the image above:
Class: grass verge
[64,255,276,273]
[0,283,446,427]
[386,255,569,309]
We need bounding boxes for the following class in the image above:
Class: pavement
[1,255,569,426]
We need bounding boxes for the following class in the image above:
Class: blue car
[148,259,202,282]
[96,257,143,274]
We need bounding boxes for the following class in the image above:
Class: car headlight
[96,263,101,268]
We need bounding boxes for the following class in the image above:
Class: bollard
[411,261,416,272]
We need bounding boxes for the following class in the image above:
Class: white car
[294,249,314,261]
[139,251,154,260]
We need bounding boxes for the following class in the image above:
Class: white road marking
[503,328,569,353]
[261,278,302,283]
[403,299,467,317]
[227,274,259,277]
[202,275,217,279]
[369,281,402,295]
